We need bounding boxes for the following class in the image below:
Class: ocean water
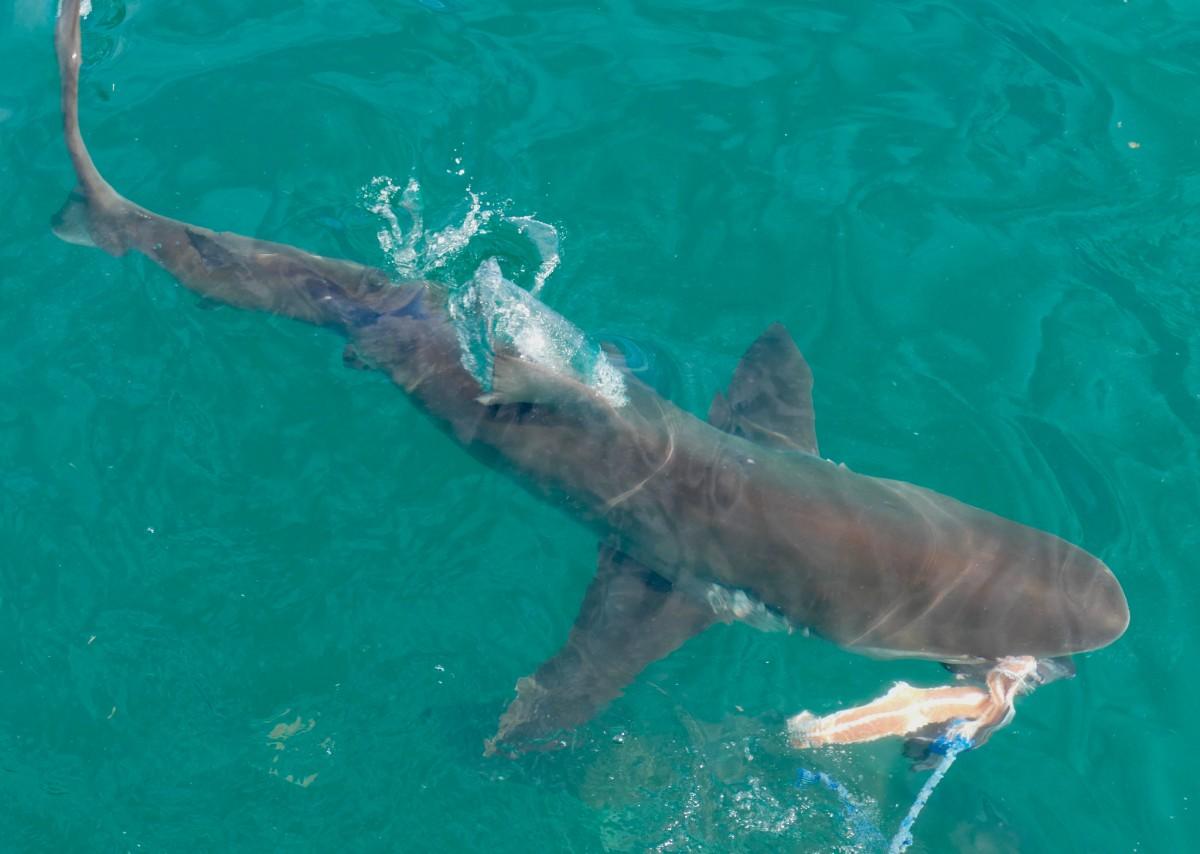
[1,0,1197,850]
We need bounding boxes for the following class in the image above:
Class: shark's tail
[48,0,412,328]
[52,0,135,255]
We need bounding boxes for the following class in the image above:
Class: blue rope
[886,733,972,853]
[795,731,973,853]
[794,767,886,849]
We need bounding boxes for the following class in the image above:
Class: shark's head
[1037,540,1130,655]
[941,511,1130,660]
[837,480,1131,662]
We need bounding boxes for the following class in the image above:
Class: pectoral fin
[489,545,715,752]
[709,322,819,455]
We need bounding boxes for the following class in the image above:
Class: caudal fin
[54,0,133,255]
[49,0,401,327]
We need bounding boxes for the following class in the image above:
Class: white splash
[362,174,560,288]
[363,176,493,279]
[363,172,619,406]
[509,215,560,295]
[449,259,627,408]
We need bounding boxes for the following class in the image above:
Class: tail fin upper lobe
[54,0,133,255]
[51,0,414,327]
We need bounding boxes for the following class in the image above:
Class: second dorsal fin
[708,322,819,455]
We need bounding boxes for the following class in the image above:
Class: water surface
[1,0,1197,850]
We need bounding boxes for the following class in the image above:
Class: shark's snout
[1062,551,1130,653]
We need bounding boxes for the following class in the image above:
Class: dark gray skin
[53,1,1128,751]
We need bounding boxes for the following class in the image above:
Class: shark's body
[52,2,1127,749]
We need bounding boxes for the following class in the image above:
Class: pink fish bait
[788,656,1041,749]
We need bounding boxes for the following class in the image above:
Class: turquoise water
[2,0,1198,850]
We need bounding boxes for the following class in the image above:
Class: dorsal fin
[708,322,819,454]
[477,354,602,408]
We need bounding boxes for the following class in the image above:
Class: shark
[51,0,1128,755]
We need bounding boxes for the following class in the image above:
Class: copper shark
[51,0,1128,752]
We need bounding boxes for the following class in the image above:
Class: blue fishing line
[796,731,973,853]
[886,733,972,854]
[794,767,886,849]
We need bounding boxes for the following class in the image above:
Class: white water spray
[362,172,622,407]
